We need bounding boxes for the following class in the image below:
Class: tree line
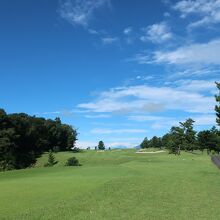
[0,110,77,170]
[140,120,220,155]
[140,82,220,155]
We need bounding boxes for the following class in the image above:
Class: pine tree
[140,137,149,149]
[180,118,196,151]
[45,150,57,167]
[215,82,220,127]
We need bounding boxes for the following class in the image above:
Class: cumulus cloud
[59,0,110,27]
[140,22,173,43]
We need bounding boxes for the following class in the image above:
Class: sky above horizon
[0,0,219,148]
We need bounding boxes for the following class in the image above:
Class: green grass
[1,149,220,219]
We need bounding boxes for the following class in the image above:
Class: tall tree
[169,126,184,155]
[215,82,220,127]
[180,118,197,151]
[148,136,162,149]
[140,137,149,149]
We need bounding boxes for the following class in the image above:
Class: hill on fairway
[1,149,220,219]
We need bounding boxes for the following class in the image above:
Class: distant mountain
[111,146,127,149]
[134,145,141,149]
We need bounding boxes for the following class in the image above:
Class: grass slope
[0,150,220,220]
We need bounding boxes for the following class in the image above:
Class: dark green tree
[65,157,81,166]
[198,127,220,154]
[215,82,220,126]
[180,118,197,151]
[0,109,77,170]
[169,126,184,155]
[45,150,57,167]
[162,133,172,149]
[140,137,149,149]
[98,141,105,150]
[149,136,162,149]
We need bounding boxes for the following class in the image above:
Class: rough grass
[1,149,220,219]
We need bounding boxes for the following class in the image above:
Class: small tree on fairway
[44,150,57,167]
[98,141,105,150]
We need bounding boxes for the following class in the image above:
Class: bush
[72,147,82,153]
[65,157,81,166]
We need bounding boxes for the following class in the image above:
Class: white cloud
[59,0,110,27]
[169,67,220,78]
[194,114,216,126]
[90,128,147,134]
[128,115,169,122]
[88,29,99,34]
[106,142,138,148]
[174,79,217,93]
[135,75,154,81]
[75,140,138,148]
[77,84,215,114]
[102,37,119,44]
[152,38,220,65]
[173,0,220,28]
[85,114,111,118]
[41,111,61,115]
[164,12,171,17]
[123,27,132,35]
[75,141,97,148]
[126,53,150,64]
[140,22,173,43]
[129,113,216,129]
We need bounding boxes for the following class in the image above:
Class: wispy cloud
[126,53,150,64]
[88,28,99,34]
[152,38,220,65]
[77,84,215,114]
[123,27,133,35]
[173,0,220,29]
[85,114,111,118]
[75,140,138,148]
[168,67,220,79]
[38,110,75,117]
[128,115,169,122]
[173,79,217,94]
[59,0,110,27]
[128,113,216,129]
[90,128,147,134]
[140,22,173,44]
[102,37,119,45]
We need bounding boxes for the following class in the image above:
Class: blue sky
[0,0,219,148]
